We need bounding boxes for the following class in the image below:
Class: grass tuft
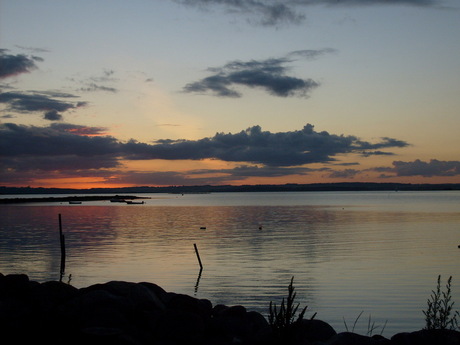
[268,276,313,341]
[423,275,459,330]
[343,311,387,336]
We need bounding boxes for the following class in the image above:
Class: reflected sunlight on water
[1,191,459,336]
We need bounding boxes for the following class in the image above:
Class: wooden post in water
[58,214,66,280]
[193,243,203,270]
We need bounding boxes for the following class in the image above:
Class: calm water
[1,191,459,336]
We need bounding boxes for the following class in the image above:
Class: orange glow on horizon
[4,174,458,190]
[2,159,459,190]
[20,177,138,190]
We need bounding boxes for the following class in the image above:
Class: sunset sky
[1,0,459,188]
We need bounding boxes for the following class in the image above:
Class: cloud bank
[3,122,407,165]
[392,159,460,177]
[3,122,458,186]
[124,124,407,166]
[1,122,413,185]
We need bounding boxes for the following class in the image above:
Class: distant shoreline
[0,195,149,204]
[1,182,459,197]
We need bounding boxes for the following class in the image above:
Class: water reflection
[194,267,203,295]
[1,193,460,337]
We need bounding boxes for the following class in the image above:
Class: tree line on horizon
[1,182,459,195]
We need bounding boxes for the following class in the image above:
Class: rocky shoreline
[1,273,459,345]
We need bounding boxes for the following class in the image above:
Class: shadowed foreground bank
[1,273,459,345]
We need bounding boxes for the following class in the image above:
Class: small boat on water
[68,201,82,204]
[125,200,145,205]
[110,198,126,202]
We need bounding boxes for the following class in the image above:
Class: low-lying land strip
[0,195,149,204]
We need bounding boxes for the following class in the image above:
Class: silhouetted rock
[323,332,391,345]
[0,273,459,345]
[289,318,338,344]
[391,329,460,345]
[0,273,30,296]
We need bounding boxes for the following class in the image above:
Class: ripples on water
[1,191,459,337]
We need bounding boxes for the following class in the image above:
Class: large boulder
[31,280,79,312]
[1,273,460,345]
[0,273,30,297]
[293,319,337,343]
[208,304,270,344]
[325,332,391,345]
[391,329,460,345]
[155,309,206,344]
[165,292,212,319]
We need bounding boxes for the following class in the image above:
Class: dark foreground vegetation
[1,273,459,345]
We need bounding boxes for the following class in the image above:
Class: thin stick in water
[59,214,66,279]
[193,243,203,270]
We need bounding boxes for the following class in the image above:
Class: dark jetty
[1,273,459,345]
[0,195,149,204]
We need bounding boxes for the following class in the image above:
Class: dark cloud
[293,0,434,5]
[328,169,361,179]
[175,0,305,26]
[255,3,305,26]
[356,137,409,156]
[174,0,436,26]
[392,159,460,177]
[356,137,409,150]
[1,156,119,173]
[1,122,408,167]
[0,50,41,79]
[369,159,460,178]
[214,165,317,177]
[72,69,118,93]
[308,0,434,5]
[6,122,456,186]
[44,110,63,121]
[360,150,396,157]
[88,70,117,85]
[69,69,118,93]
[331,162,360,166]
[182,51,333,98]
[79,83,117,93]
[0,91,86,121]
[0,124,120,185]
[110,170,194,186]
[128,124,408,166]
[288,48,338,59]
[0,92,77,112]
[49,123,109,136]
[111,165,322,186]
[372,167,394,173]
[188,165,320,179]
[0,122,411,185]
[0,123,120,157]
